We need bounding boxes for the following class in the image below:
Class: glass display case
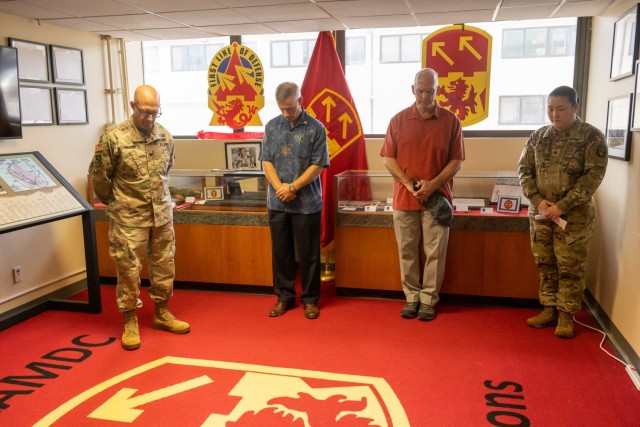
[334,169,529,214]
[168,169,267,211]
[89,169,267,212]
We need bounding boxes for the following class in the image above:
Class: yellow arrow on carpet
[88,375,213,422]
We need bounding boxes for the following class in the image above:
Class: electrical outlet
[12,266,22,283]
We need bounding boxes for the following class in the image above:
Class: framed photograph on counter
[204,186,224,201]
[225,142,261,170]
[496,195,521,213]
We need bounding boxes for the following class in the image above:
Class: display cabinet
[334,170,538,300]
[91,169,272,287]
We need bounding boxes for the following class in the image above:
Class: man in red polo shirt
[381,68,465,321]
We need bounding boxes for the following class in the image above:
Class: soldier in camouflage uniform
[89,85,190,350]
[518,86,607,338]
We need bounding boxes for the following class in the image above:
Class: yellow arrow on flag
[459,36,482,60]
[338,112,353,139]
[322,96,337,122]
[88,375,213,422]
[432,42,454,65]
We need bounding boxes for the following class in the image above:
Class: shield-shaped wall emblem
[423,25,492,127]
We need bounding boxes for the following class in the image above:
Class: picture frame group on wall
[225,142,262,170]
[19,86,54,126]
[8,38,50,83]
[7,37,87,127]
[50,44,85,85]
[610,4,640,81]
[55,88,88,125]
[606,94,633,161]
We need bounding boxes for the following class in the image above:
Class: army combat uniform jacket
[518,117,608,219]
[89,117,175,228]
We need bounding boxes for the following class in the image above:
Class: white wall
[585,0,640,360]
[0,12,110,312]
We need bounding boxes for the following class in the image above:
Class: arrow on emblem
[88,375,213,423]
[322,96,337,122]
[459,36,482,60]
[431,42,453,65]
[339,112,353,139]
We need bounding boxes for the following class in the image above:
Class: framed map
[0,151,89,233]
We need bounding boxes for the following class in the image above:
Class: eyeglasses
[134,103,162,118]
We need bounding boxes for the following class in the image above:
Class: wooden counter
[94,209,273,286]
[334,209,539,299]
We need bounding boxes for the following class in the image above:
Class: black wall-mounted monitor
[0,45,23,140]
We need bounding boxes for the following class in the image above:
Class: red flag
[301,32,370,248]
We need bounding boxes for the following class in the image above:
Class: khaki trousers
[393,210,449,306]
[108,220,175,312]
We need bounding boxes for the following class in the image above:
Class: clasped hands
[537,200,564,220]
[409,179,433,203]
[275,183,297,202]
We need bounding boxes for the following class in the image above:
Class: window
[142,46,159,73]
[499,96,546,125]
[171,44,223,71]
[346,36,365,65]
[503,26,576,58]
[270,39,315,67]
[140,18,578,136]
[380,34,424,63]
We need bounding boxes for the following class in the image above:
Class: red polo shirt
[381,103,465,210]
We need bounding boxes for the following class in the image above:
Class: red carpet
[1,285,639,426]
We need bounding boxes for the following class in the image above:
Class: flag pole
[320,242,335,282]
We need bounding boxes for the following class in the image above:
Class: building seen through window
[141,17,576,136]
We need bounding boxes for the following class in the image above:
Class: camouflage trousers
[109,220,176,312]
[528,210,594,314]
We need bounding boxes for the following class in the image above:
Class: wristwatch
[289,183,296,193]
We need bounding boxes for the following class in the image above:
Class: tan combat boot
[526,306,557,328]
[153,302,190,334]
[554,311,574,338]
[122,310,141,350]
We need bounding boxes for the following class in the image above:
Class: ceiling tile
[93,29,158,41]
[216,0,308,6]
[89,13,187,29]
[197,23,279,35]
[495,4,559,21]
[134,26,223,39]
[266,18,345,33]
[553,0,614,17]
[341,14,417,29]
[42,17,123,32]
[0,1,73,19]
[415,10,495,26]
[158,9,251,26]
[235,3,330,21]
[320,0,411,17]
[116,0,225,13]
[407,0,500,13]
[24,0,143,17]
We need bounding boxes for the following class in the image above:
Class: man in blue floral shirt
[259,82,329,319]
